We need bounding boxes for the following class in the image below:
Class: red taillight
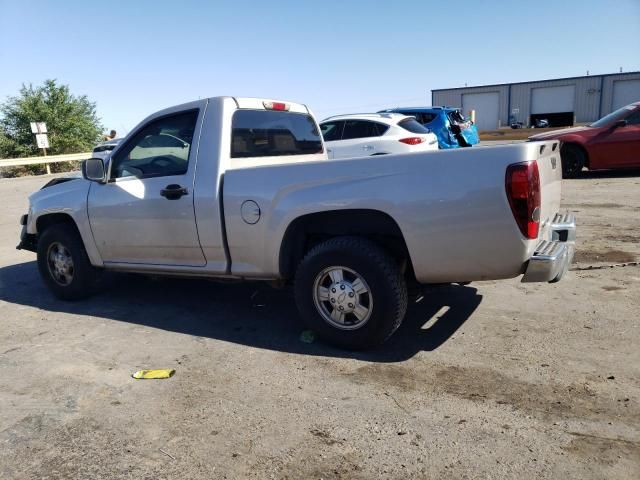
[263,101,289,111]
[399,137,425,145]
[505,161,541,239]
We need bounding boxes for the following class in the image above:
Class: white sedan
[319,113,438,159]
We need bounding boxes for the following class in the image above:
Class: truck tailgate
[531,140,563,239]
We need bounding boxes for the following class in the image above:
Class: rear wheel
[294,237,408,350]
[37,224,99,300]
[560,144,586,178]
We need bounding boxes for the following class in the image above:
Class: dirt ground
[479,126,567,141]
[0,171,639,479]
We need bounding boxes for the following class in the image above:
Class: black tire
[560,144,586,178]
[294,236,408,350]
[37,223,99,300]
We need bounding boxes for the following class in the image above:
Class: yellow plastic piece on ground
[132,369,175,379]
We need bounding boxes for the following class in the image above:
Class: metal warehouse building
[431,71,640,131]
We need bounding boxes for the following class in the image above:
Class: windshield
[590,105,636,128]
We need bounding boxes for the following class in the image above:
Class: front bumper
[16,214,37,252]
[522,213,576,283]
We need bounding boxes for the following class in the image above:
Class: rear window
[398,118,430,134]
[231,110,323,158]
[448,110,468,124]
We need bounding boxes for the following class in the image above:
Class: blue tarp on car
[379,107,479,149]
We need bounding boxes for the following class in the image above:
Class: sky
[1,0,639,136]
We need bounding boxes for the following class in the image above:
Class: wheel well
[36,213,80,237]
[561,142,589,169]
[279,209,415,281]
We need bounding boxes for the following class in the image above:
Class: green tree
[0,79,103,159]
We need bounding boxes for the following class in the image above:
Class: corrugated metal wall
[431,90,462,110]
[433,86,509,127]
[510,76,601,124]
[601,72,640,115]
[432,72,640,128]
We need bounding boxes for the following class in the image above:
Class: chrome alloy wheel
[47,242,74,286]
[312,266,372,330]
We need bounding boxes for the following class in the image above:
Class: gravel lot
[1,172,639,479]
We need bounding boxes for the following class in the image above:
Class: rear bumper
[522,212,576,283]
[550,211,576,243]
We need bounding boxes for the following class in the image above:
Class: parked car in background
[319,113,438,159]
[532,118,550,128]
[92,138,122,161]
[378,107,479,149]
[529,101,640,177]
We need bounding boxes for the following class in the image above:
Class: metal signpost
[30,122,51,173]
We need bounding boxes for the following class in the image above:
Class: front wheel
[37,224,100,300]
[294,237,408,350]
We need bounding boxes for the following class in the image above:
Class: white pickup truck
[18,96,576,349]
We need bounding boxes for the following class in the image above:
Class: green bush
[0,79,102,176]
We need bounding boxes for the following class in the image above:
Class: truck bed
[223,141,563,283]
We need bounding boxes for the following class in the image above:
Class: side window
[110,110,198,180]
[409,113,437,124]
[342,121,381,140]
[320,121,344,141]
[374,123,390,136]
[423,113,437,123]
[625,110,640,125]
[398,111,435,125]
[407,113,424,123]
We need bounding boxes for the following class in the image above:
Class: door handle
[160,184,189,200]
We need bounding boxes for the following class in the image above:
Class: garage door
[612,79,640,110]
[531,85,575,114]
[462,92,499,130]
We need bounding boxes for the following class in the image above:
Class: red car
[529,101,640,178]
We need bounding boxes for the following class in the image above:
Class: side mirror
[82,158,106,183]
[614,119,628,129]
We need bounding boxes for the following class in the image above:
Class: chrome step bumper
[550,212,576,244]
[522,213,576,283]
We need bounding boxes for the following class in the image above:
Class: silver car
[91,138,122,161]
